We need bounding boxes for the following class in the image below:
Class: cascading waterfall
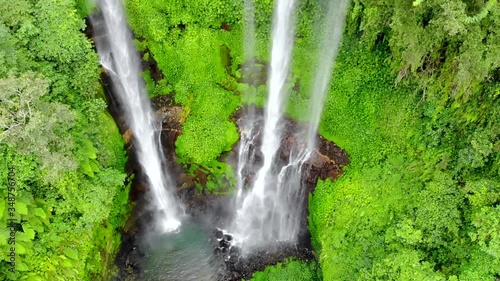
[231,0,349,253]
[235,0,258,197]
[92,0,183,232]
[250,0,296,198]
[306,0,349,150]
[231,0,297,252]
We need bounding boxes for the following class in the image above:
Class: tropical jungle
[0,0,499,280]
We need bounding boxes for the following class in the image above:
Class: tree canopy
[0,1,127,280]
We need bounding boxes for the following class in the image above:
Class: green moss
[317,37,414,161]
[94,111,127,170]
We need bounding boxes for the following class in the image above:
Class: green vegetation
[126,0,500,279]
[310,1,500,280]
[249,259,322,281]
[124,0,327,191]
[126,0,244,189]
[0,0,128,280]
[2,0,499,280]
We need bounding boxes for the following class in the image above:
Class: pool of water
[140,220,225,281]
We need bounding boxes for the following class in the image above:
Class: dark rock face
[140,48,165,82]
[210,230,315,281]
[227,105,349,189]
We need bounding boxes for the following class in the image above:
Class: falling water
[306,0,349,150]
[92,0,183,232]
[251,0,296,197]
[235,0,259,197]
[232,0,297,252]
[231,0,349,253]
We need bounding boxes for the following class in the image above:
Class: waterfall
[231,0,297,252]
[235,0,258,198]
[92,0,183,232]
[230,0,349,253]
[306,0,349,150]
[251,0,296,198]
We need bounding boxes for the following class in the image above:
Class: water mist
[235,0,259,197]
[306,0,349,150]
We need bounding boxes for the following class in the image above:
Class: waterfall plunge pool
[139,220,226,281]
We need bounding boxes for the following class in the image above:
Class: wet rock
[215,229,224,239]
[219,239,230,248]
[122,129,133,145]
[217,241,316,281]
[155,105,182,123]
[214,247,223,255]
[227,105,349,189]
[121,104,182,149]
[140,49,165,82]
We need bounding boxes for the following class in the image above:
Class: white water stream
[231,0,297,252]
[231,0,349,253]
[306,0,349,150]
[92,0,183,233]
[235,0,259,197]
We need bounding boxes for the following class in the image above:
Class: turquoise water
[141,220,225,281]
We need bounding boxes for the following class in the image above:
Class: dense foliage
[0,0,128,280]
[310,1,500,280]
[126,0,244,165]
[249,259,322,281]
[124,0,326,191]
[2,0,499,280]
[126,0,499,279]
